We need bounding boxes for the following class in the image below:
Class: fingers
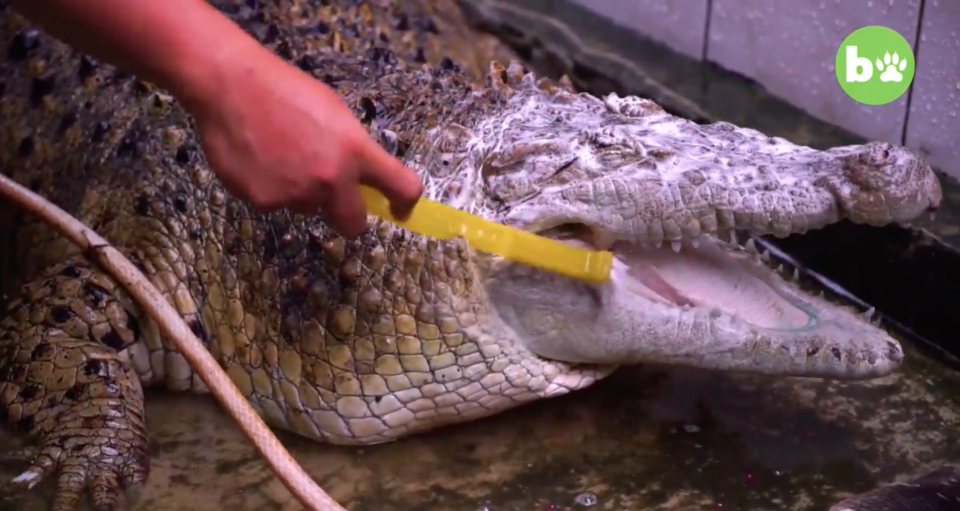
[357,137,423,220]
[321,178,368,239]
[288,174,367,238]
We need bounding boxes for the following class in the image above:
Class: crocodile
[0,0,944,509]
[828,466,960,510]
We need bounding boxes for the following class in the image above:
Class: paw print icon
[876,51,908,82]
[837,26,915,104]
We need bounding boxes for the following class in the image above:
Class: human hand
[183,45,423,238]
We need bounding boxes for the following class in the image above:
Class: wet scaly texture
[827,465,960,511]
[0,0,946,509]
[0,1,604,508]
[1,338,957,511]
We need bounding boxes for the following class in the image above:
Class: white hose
[0,172,347,511]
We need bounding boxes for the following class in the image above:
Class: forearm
[10,0,272,106]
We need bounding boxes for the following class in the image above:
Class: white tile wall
[905,0,960,179]
[571,0,960,179]
[569,0,710,60]
[707,0,922,146]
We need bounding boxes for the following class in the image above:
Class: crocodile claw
[3,427,148,510]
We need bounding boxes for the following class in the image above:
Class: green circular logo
[835,25,915,105]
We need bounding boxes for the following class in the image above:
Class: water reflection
[2,340,957,511]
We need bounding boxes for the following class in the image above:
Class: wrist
[152,3,272,115]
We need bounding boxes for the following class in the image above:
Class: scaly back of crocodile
[0,2,613,509]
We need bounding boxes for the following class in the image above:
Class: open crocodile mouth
[542,224,828,330]
[502,223,903,379]
[610,236,818,331]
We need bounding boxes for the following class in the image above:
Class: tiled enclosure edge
[570,0,960,180]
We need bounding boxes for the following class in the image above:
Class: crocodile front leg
[0,256,150,510]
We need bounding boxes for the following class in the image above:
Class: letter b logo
[835,26,915,105]
[845,45,873,82]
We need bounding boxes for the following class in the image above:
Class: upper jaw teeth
[589,227,773,261]
[591,226,702,252]
[591,229,619,250]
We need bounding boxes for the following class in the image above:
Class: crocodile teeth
[689,237,700,248]
[864,307,875,319]
[760,250,771,263]
[776,264,784,273]
[792,268,799,280]
[671,240,682,253]
[744,238,757,254]
[654,240,663,249]
[592,229,617,250]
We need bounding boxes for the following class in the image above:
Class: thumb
[358,139,423,220]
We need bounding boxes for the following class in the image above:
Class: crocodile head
[422,63,942,380]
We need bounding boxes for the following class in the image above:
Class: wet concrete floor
[2,337,958,511]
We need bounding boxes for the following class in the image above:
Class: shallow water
[2,336,958,511]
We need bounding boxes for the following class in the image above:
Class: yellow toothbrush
[359,186,614,284]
